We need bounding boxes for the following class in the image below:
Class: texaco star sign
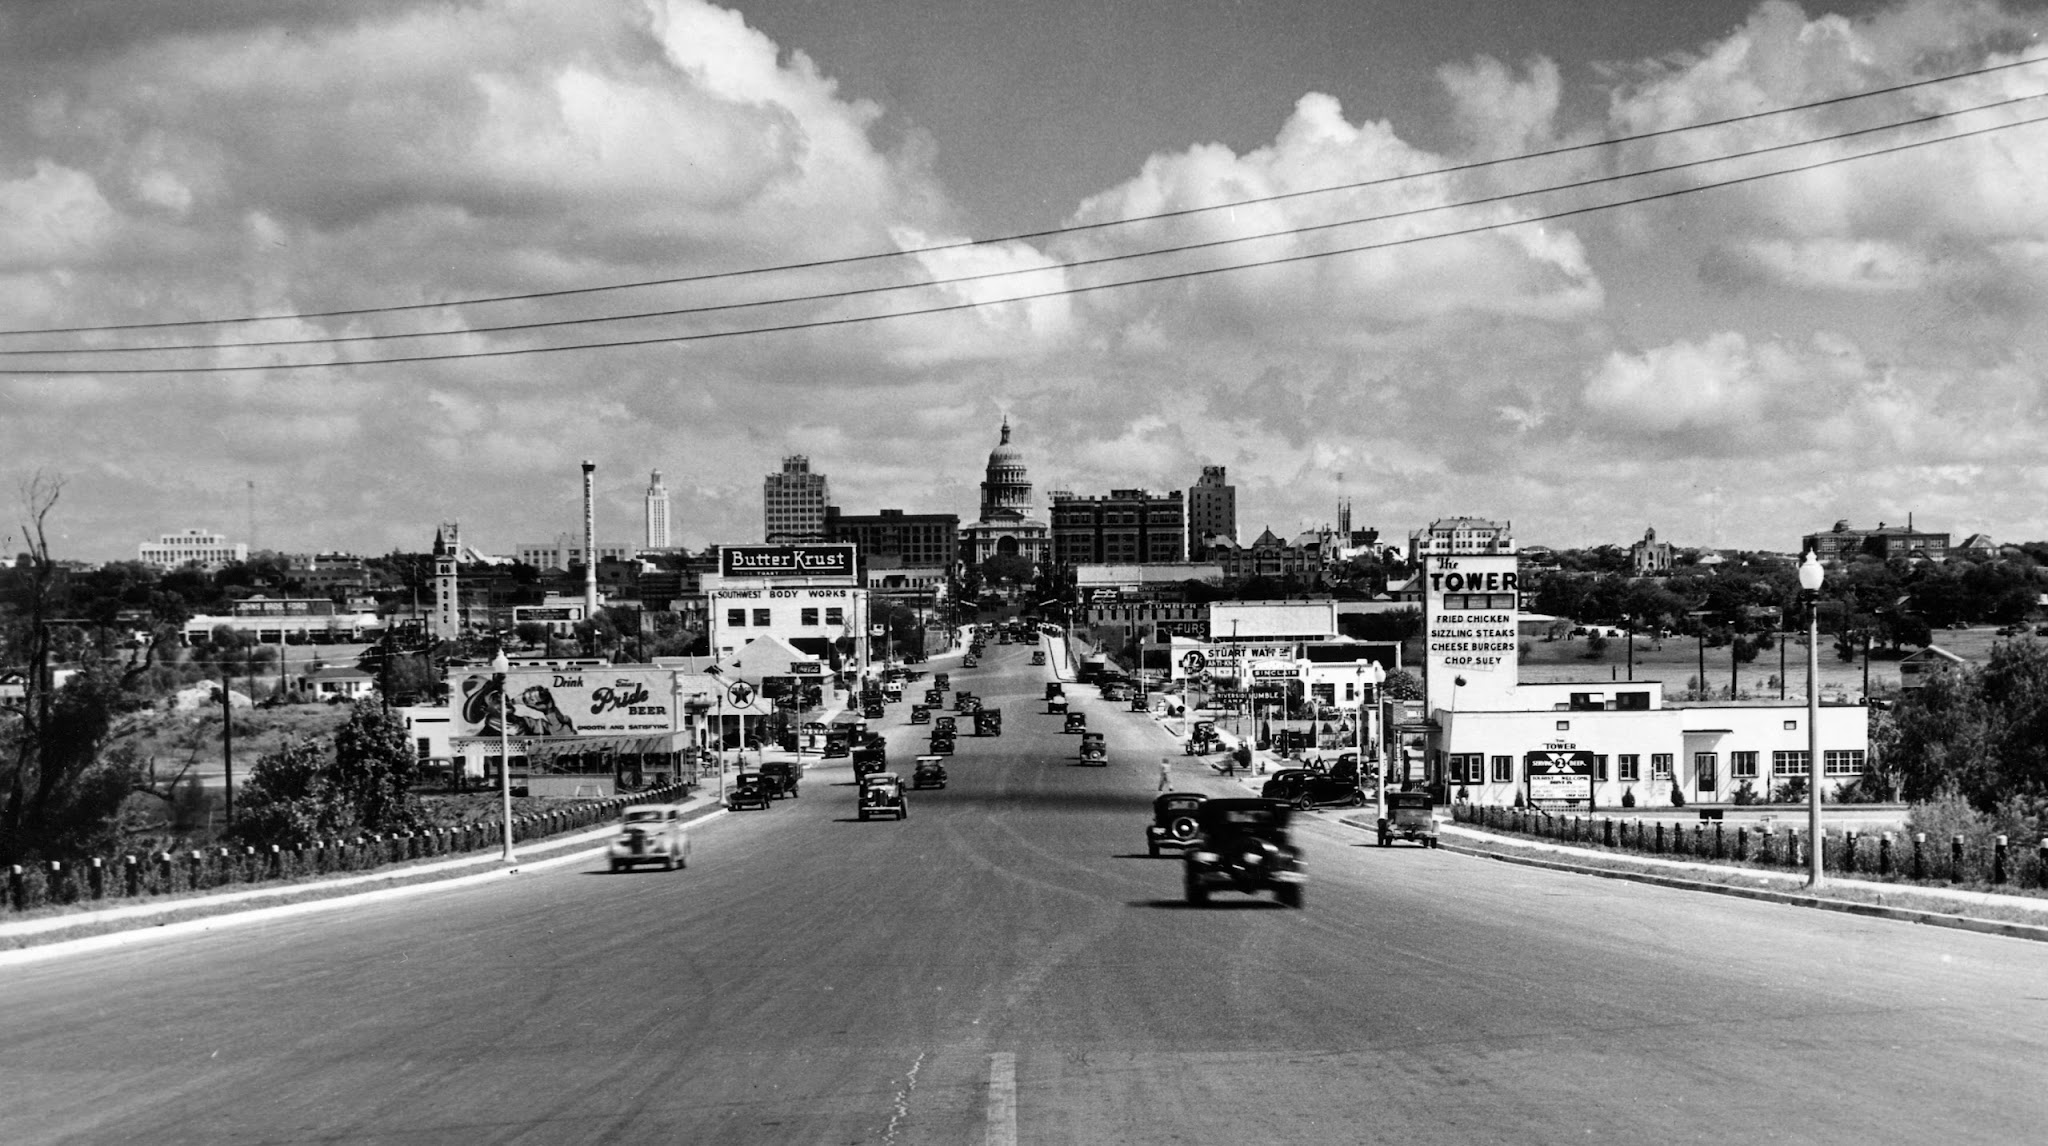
[726,680,756,707]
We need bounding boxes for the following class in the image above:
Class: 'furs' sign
[720,544,855,577]
[1427,570,1518,593]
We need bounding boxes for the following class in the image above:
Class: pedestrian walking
[1158,757,1172,791]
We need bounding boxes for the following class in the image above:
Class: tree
[330,699,426,834]
[980,553,1035,588]
[1382,668,1423,701]
[230,737,335,847]
[1,476,149,862]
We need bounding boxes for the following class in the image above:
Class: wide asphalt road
[5,635,2047,1144]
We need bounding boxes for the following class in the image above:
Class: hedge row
[5,783,694,915]
[1453,803,2048,891]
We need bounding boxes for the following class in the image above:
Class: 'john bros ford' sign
[1423,555,1521,711]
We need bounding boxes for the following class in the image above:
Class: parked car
[1185,720,1220,755]
[727,772,771,812]
[1147,793,1206,856]
[912,755,948,789]
[1379,790,1439,848]
[1261,766,1364,810]
[1185,798,1304,907]
[608,804,691,872]
[1079,731,1107,766]
[758,760,801,799]
[1064,712,1086,734]
[858,772,908,821]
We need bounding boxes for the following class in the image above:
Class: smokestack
[582,460,598,621]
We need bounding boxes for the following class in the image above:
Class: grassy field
[1514,624,2027,700]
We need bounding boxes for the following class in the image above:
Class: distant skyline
[4,1,2046,562]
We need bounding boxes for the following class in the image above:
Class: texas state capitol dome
[961,416,1047,571]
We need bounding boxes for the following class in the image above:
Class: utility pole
[220,671,235,824]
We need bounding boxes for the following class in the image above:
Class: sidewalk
[0,787,729,960]
[1349,815,2048,945]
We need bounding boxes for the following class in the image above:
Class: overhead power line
[13,89,2041,358]
[1,50,2043,341]
[9,107,2043,377]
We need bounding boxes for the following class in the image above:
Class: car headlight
[1191,851,1219,863]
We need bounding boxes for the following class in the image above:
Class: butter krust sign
[719,544,856,578]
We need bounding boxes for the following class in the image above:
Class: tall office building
[645,470,671,550]
[764,454,830,543]
[1049,488,1187,565]
[1186,465,1236,553]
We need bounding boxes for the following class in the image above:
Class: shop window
[1652,753,1673,778]
[726,609,746,627]
[752,609,771,626]
[1731,751,1758,779]
[1491,755,1514,782]
[801,608,819,626]
[1695,752,1718,792]
[1617,754,1640,781]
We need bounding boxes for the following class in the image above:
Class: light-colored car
[608,804,691,872]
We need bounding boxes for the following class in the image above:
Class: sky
[3,0,2047,563]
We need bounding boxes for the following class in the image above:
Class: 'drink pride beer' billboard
[719,544,856,578]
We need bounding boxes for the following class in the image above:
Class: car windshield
[623,811,665,824]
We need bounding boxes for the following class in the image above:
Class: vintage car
[1261,766,1364,811]
[1185,798,1304,907]
[1044,682,1065,701]
[1379,790,1440,848]
[852,739,888,781]
[882,682,904,703]
[974,707,1003,737]
[1184,720,1221,755]
[909,704,931,725]
[757,760,801,799]
[1100,681,1130,702]
[726,772,772,812]
[1129,695,1149,713]
[929,732,956,756]
[1063,712,1086,734]
[963,655,979,669]
[1047,695,1069,715]
[1078,731,1107,766]
[858,772,908,821]
[954,691,979,712]
[822,730,852,759]
[934,672,950,690]
[608,804,691,872]
[862,701,885,720]
[1030,650,1046,665]
[924,688,946,707]
[934,715,957,735]
[1146,793,1208,857]
[911,755,948,789]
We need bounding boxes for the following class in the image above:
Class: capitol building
[959,417,1048,574]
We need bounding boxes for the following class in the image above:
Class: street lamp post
[1799,550,1825,888]
[1364,662,1388,832]
[490,650,518,865]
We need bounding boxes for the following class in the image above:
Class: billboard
[456,667,675,737]
[720,544,856,578]
[1423,555,1520,712]
[1526,750,1595,804]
